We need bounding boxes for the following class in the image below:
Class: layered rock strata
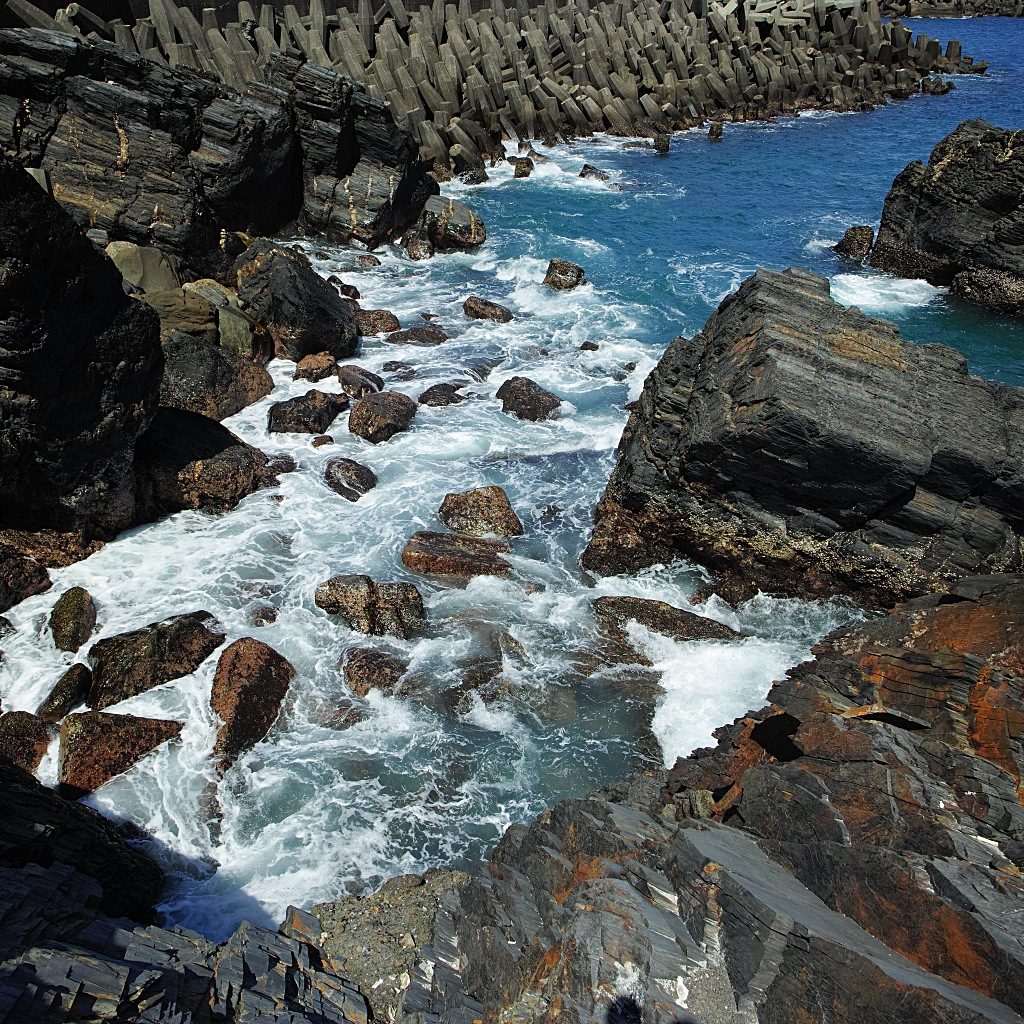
[583,267,1024,607]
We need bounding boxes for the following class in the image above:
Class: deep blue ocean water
[1,16,1021,937]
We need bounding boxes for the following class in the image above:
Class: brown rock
[543,258,585,291]
[58,711,182,798]
[438,486,524,537]
[87,611,225,711]
[385,326,448,346]
[312,435,335,447]
[0,711,51,772]
[356,309,401,335]
[268,390,349,434]
[463,296,513,323]
[495,377,562,421]
[210,638,296,774]
[48,587,97,653]
[0,530,104,569]
[418,383,465,406]
[141,288,219,344]
[325,458,378,501]
[349,392,417,444]
[401,531,512,577]
[343,648,407,697]
[315,575,424,639]
[294,351,338,382]
[0,545,51,615]
[338,365,384,398]
[513,157,534,178]
[834,225,875,260]
[356,254,382,268]
[593,596,741,645]
[37,664,93,723]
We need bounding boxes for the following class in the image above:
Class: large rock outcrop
[375,574,1024,1024]
[583,267,1024,607]
[0,149,162,540]
[871,120,1024,316]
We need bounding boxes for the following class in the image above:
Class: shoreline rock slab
[294,351,338,383]
[86,611,224,711]
[418,383,465,406]
[871,120,1024,316]
[58,711,182,798]
[583,266,1024,607]
[210,637,295,774]
[834,224,875,260]
[48,586,97,653]
[438,486,524,537]
[315,575,424,639]
[593,595,741,645]
[349,391,417,444]
[401,531,512,577]
[386,326,448,346]
[0,545,51,614]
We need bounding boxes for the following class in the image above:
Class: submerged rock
[438,487,524,537]
[343,648,407,697]
[584,267,1024,607]
[418,383,465,406]
[401,531,512,577]
[159,334,273,421]
[37,664,92,724]
[210,638,295,774]
[386,326,448,346]
[0,545,51,615]
[58,711,182,798]
[349,392,417,444]
[48,587,97,653]
[834,225,875,260]
[324,458,378,501]
[315,575,424,638]
[495,377,562,421]
[0,711,50,772]
[234,240,359,360]
[87,611,225,711]
[293,351,338,383]
[268,390,349,434]
[871,120,1024,316]
[338,365,384,398]
[543,258,585,291]
[593,595,741,645]
[463,296,513,323]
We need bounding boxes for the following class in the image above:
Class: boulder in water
[349,392,417,444]
[49,587,97,653]
[159,334,273,421]
[385,326,447,346]
[418,383,465,407]
[58,711,182,798]
[583,267,1024,606]
[401,531,512,577]
[871,120,1024,316]
[495,377,562,421]
[87,611,225,711]
[438,487,523,537]
[294,351,339,383]
[543,259,585,291]
[343,648,407,697]
[0,711,51,772]
[338,365,384,398]
[355,309,401,335]
[325,458,378,501]
[210,638,295,774]
[463,297,512,323]
[268,390,350,434]
[0,545,51,614]
[315,575,424,638]
[593,596,740,646]
[580,165,609,181]
[234,240,359,360]
[513,158,534,178]
[408,196,486,252]
[37,664,92,724]
[834,225,875,261]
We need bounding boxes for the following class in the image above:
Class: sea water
[1,16,1022,940]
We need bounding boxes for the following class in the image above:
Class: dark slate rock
[325,457,378,501]
[343,648,407,697]
[463,296,513,323]
[0,545,50,614]
[543,258,585,291]
[48,586,96,653]
[349,391,416,444]
[834,225,875,260]
[36,663,92,723]
[385,326,447,346]
[495,377,562,421]
[418,383,465,407]
[294,351,339,382]
[268,389,349,434]
[0,711,50,772]
[338,365,384,398]
[438,486,523,537]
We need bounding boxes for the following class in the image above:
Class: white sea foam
[831,272,947,313]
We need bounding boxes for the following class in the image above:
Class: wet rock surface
[235,240,360,361]
[386,326,448,346]
[315,575,424,639]
[325,458,378,502]
[58,711,183,799]
[86,611,224,711]
[401,531,512,577]
[0,711,50,772]
[438,486,524,537]
[338,365,384,398]
[872,120,1024,316]
[834,224,875,260]
[0,545,51,615]
[269,389,350,434]
[407,196,486,253]
[210,638,295,775]
[355,308,401,335]
[543,257,586,290]
[159,335,273,421]
[349,391,417,444]
[294,351,339,383]
[48,587,96,654]
[36,664,92,724]
[584,267,1024,607]
[495,377,562,421]
[343,648,407,698]
[463,296,513,323]
[418,383,465,406]
[594,595,742,646]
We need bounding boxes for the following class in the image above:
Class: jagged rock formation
[382,574,1024,1024]
[871,120,1024,317]
[583,267,1024,607]
[881,0,1022,16]
[0,150,163,541]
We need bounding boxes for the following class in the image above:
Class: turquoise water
[1,16,1020,939]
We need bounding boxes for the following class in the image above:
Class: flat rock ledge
[583,266,1024,608]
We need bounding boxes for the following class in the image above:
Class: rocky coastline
[1,1,1024,1021]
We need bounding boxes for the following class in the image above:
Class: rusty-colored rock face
[0,711,51,772]
[401,531,512,578]
[438,487,524,537]
[343,648,407,698]
[210,638,296,774]
[58,711,183,798]
[315,575,424,639]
